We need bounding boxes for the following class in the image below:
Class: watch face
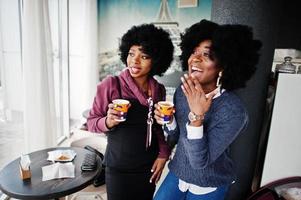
[188,112,198,122]
[188,111,204,122]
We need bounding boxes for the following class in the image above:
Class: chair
[70,129,107,156]
[68,129,108,200]
[246,188,279,200]
[247,176,301,200]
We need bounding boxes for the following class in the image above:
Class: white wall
[261,74,301,186]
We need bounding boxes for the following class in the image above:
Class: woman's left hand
[181,74,216,117]
[149,157,168,184]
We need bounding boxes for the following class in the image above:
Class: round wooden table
[0,147,101,200]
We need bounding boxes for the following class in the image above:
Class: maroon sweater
[87,69,170,158]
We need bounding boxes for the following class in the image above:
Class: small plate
[47,150,76,162]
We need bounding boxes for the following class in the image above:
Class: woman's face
[188,40,220,91]
[127,45,152,79]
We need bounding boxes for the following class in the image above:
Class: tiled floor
[65,184,107,200]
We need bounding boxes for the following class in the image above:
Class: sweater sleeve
[87,76,119,133]
[154,85,171,159]
[182,103,249,169]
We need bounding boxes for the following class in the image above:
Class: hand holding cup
[106,99,130,129]
[154,101,174,125]
[112,99,130,122]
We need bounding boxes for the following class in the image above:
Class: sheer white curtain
[22,0,57,152]
[69,0,98,122]
[0,21,6,121]
[0,0,23,122]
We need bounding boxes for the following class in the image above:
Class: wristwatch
[188,111,204,122]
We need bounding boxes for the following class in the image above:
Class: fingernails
[181,77,185,82]
[151,169,154,172]
[184,74,188,78]
[181,85,184,90]
[149,180,152,183]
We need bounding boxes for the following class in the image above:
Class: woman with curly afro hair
[154,20,262,200]
[87,24,174,200]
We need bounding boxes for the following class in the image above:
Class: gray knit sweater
[167,87,248,187]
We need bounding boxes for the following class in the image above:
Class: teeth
[191,66,202,72]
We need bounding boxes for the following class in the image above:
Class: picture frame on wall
[178,0,198,8]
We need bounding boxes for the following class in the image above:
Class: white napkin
[42,162,75,181]
[20,154,31,170]
[47,150,76,162]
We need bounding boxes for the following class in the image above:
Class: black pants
[105,167,156,200]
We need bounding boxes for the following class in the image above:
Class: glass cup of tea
[158,101,174,124]
[112,99,130,122]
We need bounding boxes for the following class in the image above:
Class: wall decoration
[98,0,211,92]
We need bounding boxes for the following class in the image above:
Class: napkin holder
[19,165,31,180]
[19,154,31,180]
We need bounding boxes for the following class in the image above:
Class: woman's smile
[190,66,204,77]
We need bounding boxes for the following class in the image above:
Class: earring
[216,71,223,87]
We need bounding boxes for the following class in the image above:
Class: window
[0,0,24,168]
[0,0,69,168]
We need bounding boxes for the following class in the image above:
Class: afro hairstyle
[119,24,174,76]
[211,24,262,90]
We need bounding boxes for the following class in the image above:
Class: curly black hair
[211,24,262,90]
[180,19,262,91]
[119,24,174,76]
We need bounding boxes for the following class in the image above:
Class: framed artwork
[178,0,198,8]
[98,0,212,97]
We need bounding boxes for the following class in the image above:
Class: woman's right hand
[105,103,122,129]
[154,103,174,125]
